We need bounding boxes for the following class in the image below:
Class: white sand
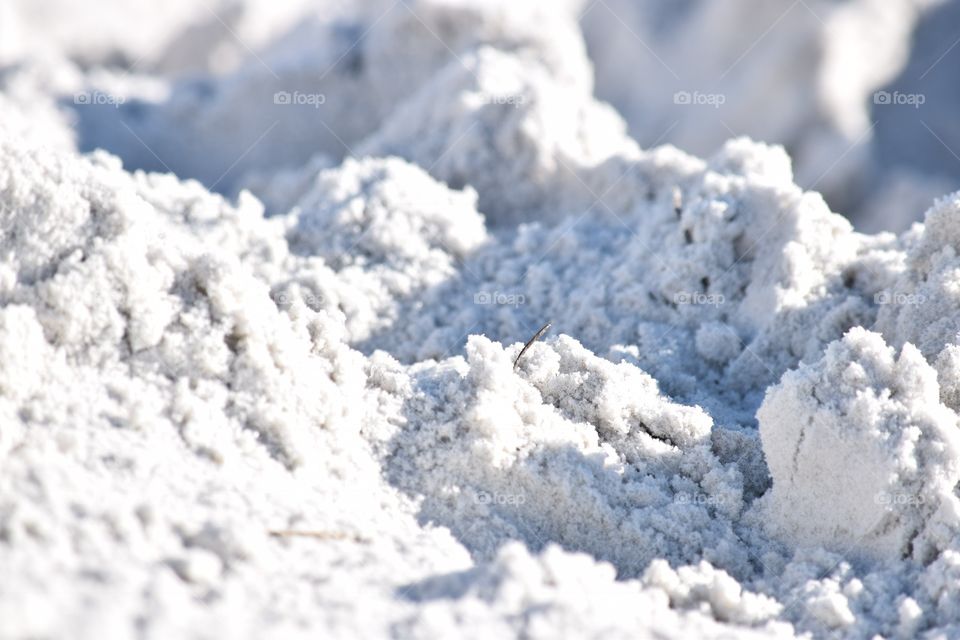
[2,1,960,638]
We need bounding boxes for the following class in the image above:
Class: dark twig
[513,322,551,369]
[269,529,368,543]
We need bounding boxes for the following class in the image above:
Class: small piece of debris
[269,529,369,543]
[513,322,552,369]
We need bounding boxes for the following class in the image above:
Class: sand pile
[2,1,960,638]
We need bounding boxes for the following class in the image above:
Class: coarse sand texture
[3,0,960,638]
